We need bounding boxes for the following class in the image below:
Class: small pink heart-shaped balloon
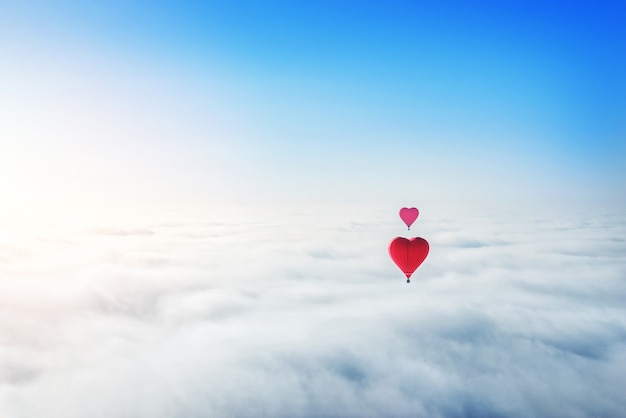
[399,207,419,229]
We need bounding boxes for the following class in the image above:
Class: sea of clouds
[1,202,625,417]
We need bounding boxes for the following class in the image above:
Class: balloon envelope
[399,207,419,229]
[388,237,429,278]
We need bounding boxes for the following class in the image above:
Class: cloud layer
[1,203,625,417]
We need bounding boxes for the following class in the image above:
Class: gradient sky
[1,0,624,208]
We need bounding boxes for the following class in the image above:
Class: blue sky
[1,0,624,206]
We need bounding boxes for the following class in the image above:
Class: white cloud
[1,202,625,417]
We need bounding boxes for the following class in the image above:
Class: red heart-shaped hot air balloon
[399,207,419,230]
[388,237,429,282]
